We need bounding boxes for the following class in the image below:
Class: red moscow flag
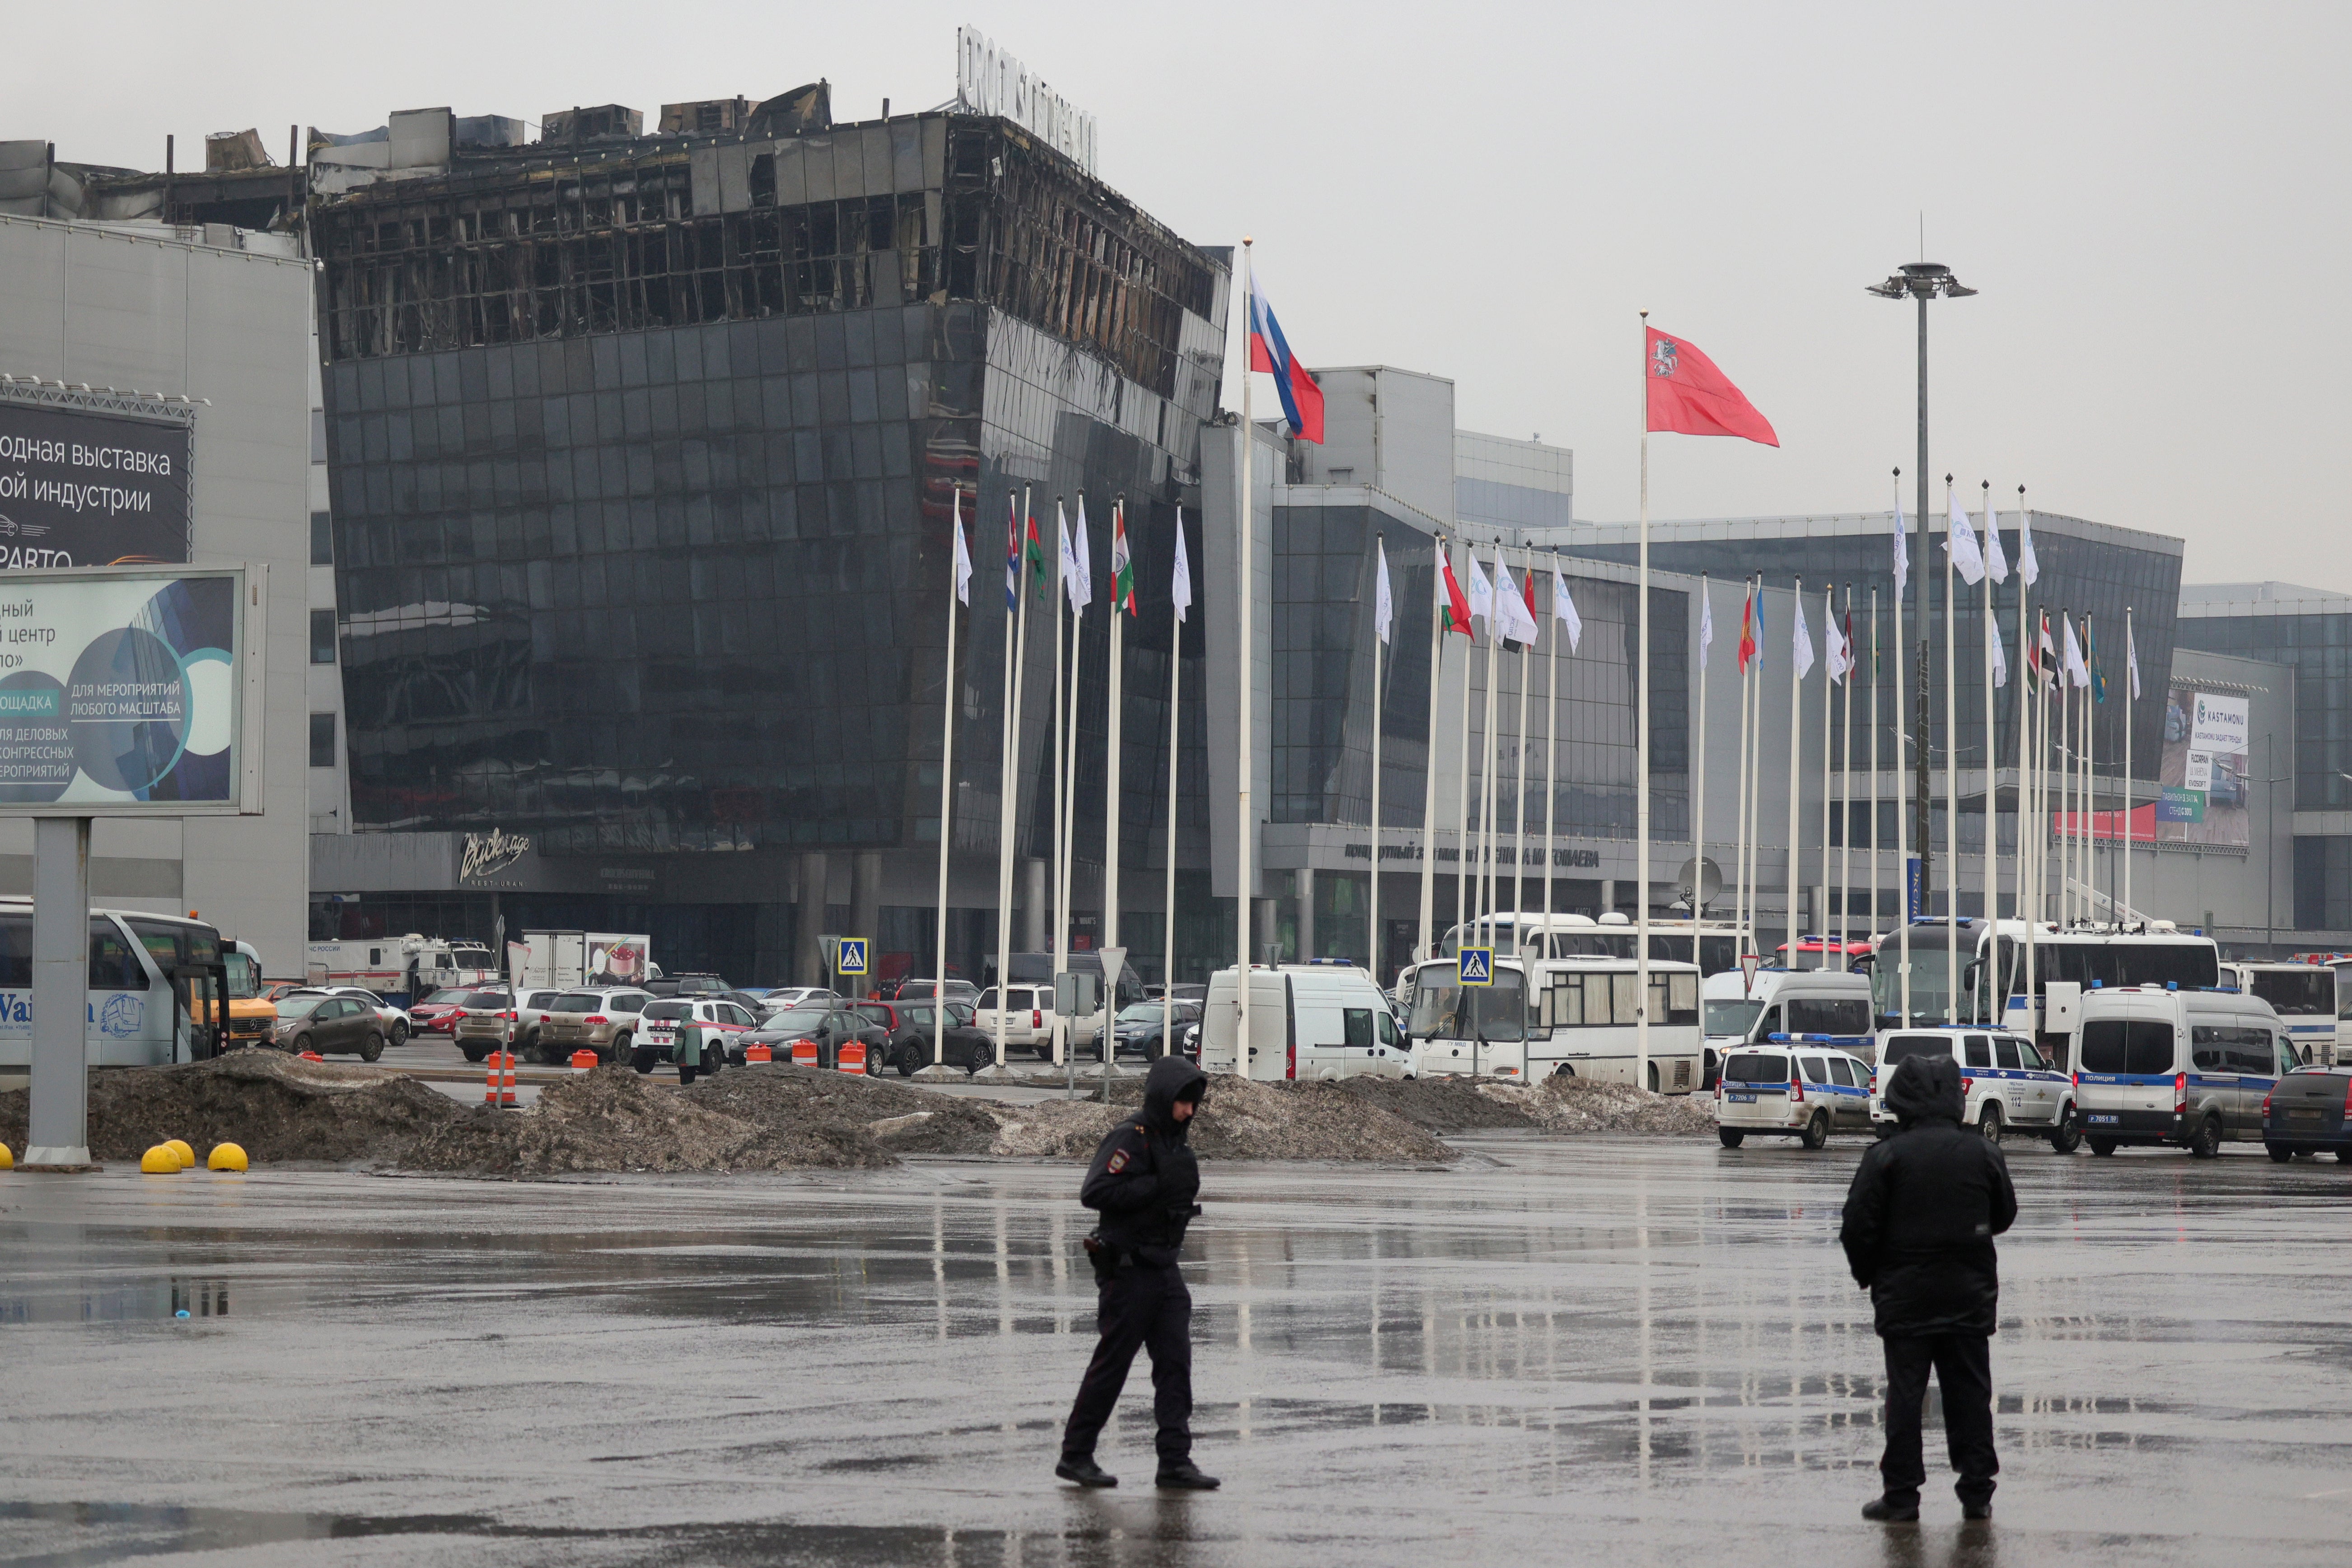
[1436,542,1473,635]
[1645,327,1779,446]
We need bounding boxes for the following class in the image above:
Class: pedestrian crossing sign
[1459,946,1493,986]
[837,938,868,975]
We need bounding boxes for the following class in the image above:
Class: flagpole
[2020,490,2035,1028]
[933,490,963,1069]
[1479,554,1500,959]
[1099,496,1127,1073]
[2086,614,2098,926]
[1694,574,1709,940]
[1417,538,1444,961]
[1893,473,1911,1028]
[1236,240,1255,1047]
[2124,605,2135,924]
[1819,585,1835,970]
[1840,585,1854,971]
[1369,532,1385,977]
[1163,507,1188,1057]
[1983,481,1997,1022]
[1785,574,1803,975]
[1511,554,1533,944]
[1637,309,1651,1093]
[1869,586,1880,977]
[1748,584,1763,956]
[1943,474,1959,1024]
[1734,580,1753,955]
[996,486,1034,1071]
[2058,624,2072,925]
[1050,495,1075,1069]
[1454,541,1473,957]
[1542,554,1561,954]
[1059,559,1083,1063]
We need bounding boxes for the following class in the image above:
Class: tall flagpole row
[932,490,963,1069]
[1839,585,1854,971]
[1235,241,1255,1045]
[1370,534,1385,979]
[1542,554,1561,956]
[1417,539,1443,963]
[1785,574,1804,976]
[1636,311,1651,1093]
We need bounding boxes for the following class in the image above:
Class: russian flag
[1247,268,1324,445]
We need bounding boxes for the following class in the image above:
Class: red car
[408,985,499,1036]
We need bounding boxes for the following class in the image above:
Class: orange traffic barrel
[836,1041,867,1074]
[570,1050,599,1070]
[484,1050,518,1107]
[791,1039,818,1068]
[745,1043,772,1064]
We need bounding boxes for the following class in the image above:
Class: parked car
[407,986,482,1038]
[878,976,981,1004]
[631,998,759,1073]
[1713,1043,1875,1149]
[532,988,656,1066]
[847,999,995,1075]
[2262,1064,2352,1161]
[744,1004,890,1073]
[281,985,412,1048]
[272,992,388,1062]
[759,986,843,1015]
[647,971,731,998]
[710,989,773,1014]
[419,987,515,1061]
[1113,1000,1202,1058]
[455,987,581,1064]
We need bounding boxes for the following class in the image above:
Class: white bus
[0,901,234,1071]
[1405,952,1704,1092]
[2221,961,2335,1064]
[1867,918,2221,1038]
[1436,912,1746,978]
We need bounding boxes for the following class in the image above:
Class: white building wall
[0,214,314,973]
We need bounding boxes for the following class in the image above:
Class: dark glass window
[310,610,338,664]
[311,511,334,565]
[309,712,337,769]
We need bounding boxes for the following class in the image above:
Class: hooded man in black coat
[1056,1054,1219,1492]
[1840,1052,2018,1523]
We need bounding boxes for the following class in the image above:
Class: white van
[1699,968,1875,1089]
[1200,964,1410,1081]
[2065,984,2297,1157]
[1405,953,1705,1092]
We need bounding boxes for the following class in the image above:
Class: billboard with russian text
[0,567,258,814]
[0,401,192,570]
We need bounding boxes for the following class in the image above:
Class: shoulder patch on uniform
[1107,1149,1130,1173]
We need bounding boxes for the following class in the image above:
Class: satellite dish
[1676,856,1724,908]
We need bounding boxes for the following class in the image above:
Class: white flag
[1057,502,1086,613]
[950,493,972,606]
[1552,566,1582,652]
[1071,496,1095,610]
[2062,616,2089,688]
[1983,500,2008,584]
[1170,509,1193,624]
[1823,594,1847,686]
[1495,562,1540,645]
[1699,582,1715,671]
[2127,619,2141,700]
[2017,504,2040,588]
[1792,590,1815,680]
[1466,552,1495,625]
[1892,485,1909,601]
[1374,537,1393,646]
[1991,624,2008,689]
[1945,490,1985,585]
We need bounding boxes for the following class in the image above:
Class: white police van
[1863,1026,2080,1149]
[1713,1040,1875,1148]
[2066,983,2296,1157]
[1700,968,1874,1089]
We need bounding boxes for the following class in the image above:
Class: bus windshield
[1408,964,1527,1041]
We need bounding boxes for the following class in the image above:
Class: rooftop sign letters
[956,26,1098,177]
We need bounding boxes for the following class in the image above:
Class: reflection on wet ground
[3,1139,2349,1565]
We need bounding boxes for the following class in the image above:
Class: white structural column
[1235,244,1255,1047]
[1786,575,1805,970]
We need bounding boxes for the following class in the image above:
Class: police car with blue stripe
[1865,1025,2081,1150]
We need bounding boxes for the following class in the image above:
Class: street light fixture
[1867,261,1976,929]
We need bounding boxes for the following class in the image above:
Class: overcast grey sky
[14,1,2347,588]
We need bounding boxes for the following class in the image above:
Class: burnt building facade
[309,104,1229,985]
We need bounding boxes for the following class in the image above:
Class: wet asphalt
[3,1133,2349,1566]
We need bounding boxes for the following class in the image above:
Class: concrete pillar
[795,852,828,986]
[1254,896,1278,964]
[1295,867,1315,962]
[849,851,884,994]
[1022,857,1047,952]
[1600,878,1617,916]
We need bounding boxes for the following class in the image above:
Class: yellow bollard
[206,1142,248,1172]
[164,1139,196,1170]
[0,1141,13,1170]
[140,1145,181,1174]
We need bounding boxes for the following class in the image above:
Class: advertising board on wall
[0,566,262,814]
[0,401,193,571]
[2156,684,2250,848]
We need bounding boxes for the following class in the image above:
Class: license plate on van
[1729,1092,1756,1103]
[2088,1114,2119,1125]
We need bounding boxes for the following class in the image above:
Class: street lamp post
[1866,263,1974,948]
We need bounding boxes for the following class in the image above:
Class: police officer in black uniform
[1840,1052,2018,1523]
[1056,1054,1219,1491]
